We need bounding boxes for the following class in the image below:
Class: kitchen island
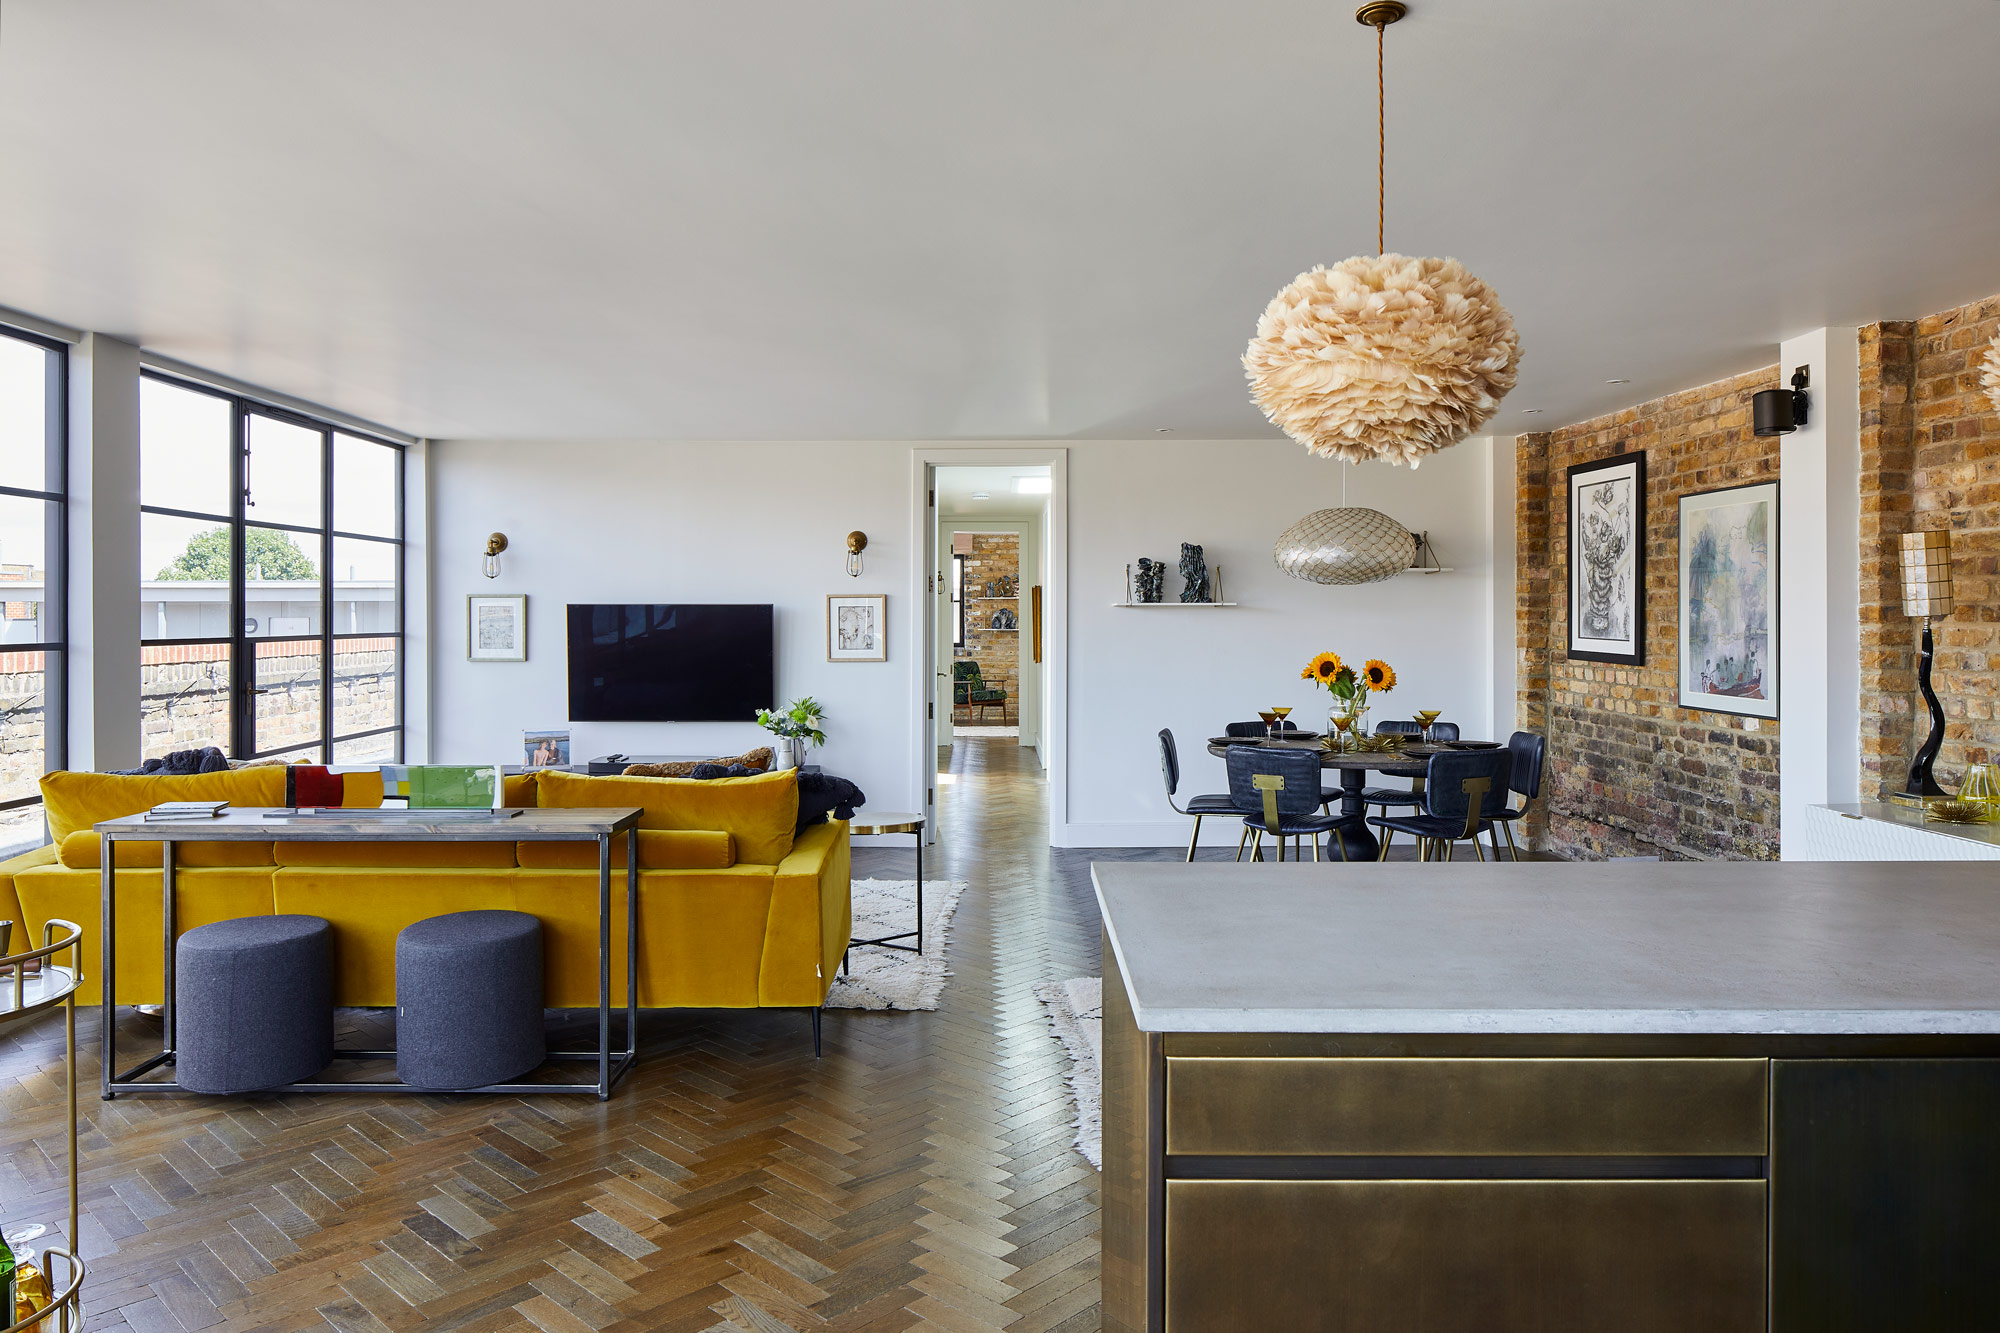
[1096,860,2000,1332]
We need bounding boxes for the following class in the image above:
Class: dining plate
[1441,739,1503,750]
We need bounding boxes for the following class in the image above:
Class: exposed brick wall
[1517,367,1783,861]
[1861,293,2000,795]
[955,533,1020,725]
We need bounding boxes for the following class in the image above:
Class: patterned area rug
[1035,976,1103,1168]
[823,877,968,1011]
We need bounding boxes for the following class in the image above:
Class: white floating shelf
[1399,567,1455,575]
[1112,601,1241,608]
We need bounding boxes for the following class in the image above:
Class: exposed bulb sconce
[482,532,508,579]
[1752,366,1811,437]
[845,531,868,577]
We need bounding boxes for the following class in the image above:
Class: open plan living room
[4,3,2000,1330]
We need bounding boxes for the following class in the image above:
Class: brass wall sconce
[1899,529,1953,798]
[1752,366,1811,436]
[483,532,508,580]
[846,531,868,577]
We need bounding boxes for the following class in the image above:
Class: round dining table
[1205,735,1429,861]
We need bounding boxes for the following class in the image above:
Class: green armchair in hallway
[952,661,1008,723]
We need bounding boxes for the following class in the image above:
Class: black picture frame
[1566,450,1647,666]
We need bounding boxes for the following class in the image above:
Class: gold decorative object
[1355,733,1406,754]
[1982,330,2000,417]
[1243,3,1520,468]
[1925,800,1991,825]
[1957,763,2000,812]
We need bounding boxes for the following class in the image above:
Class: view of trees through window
[140,375,403,765]
[0,328,64,858]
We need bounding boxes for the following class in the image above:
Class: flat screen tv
[566,604,774,722]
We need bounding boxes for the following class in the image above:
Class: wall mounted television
[566,604,774,722]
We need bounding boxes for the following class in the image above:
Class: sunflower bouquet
[1300,652,1396,750]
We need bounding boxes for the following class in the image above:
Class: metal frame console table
[97,806,644,1101]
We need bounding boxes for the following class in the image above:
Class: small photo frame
[468,594,527,662]
[827,593,887,662]
[523,729,570,768]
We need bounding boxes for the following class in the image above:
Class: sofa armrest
[757,820,852,1007]
[0,842,57,951]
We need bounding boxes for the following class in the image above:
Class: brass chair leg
[1186,814,1203,863]
[1490,825,1504,860]
[1236,825,1251,862]
[1473,835,1486,862]
[1445,840,1456,862]
[1251,829,1264,862]
[1312,834,1321,862]
[1335,829,1349,863]
[1503,821,1521,862]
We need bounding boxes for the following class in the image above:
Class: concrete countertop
[1093,860,2000,1035]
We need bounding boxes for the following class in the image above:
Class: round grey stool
[175,915,334,1094]
[396,910,545,1090]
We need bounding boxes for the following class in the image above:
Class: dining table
[1205,733,1453,861]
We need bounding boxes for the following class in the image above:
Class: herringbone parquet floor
[1,739,1161,1333]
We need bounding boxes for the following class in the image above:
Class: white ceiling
[3,1,1998,443]
[936,465,1051,518]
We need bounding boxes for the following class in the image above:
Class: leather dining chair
[1349,720,1460,855]
[1487,730,1546,861]
[1228,746,1346,862]
[1225,719,1300,738]
[1159,729,1242,862]
[1367,748,1512,862]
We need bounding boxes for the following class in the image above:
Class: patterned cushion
[622,747,774,778]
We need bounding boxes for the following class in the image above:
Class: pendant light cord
[1376,18,1386,255]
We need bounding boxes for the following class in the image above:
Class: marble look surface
[1094,861,2000,1035]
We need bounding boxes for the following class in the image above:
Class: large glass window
[0,329,65,857]
[141,376,403,763]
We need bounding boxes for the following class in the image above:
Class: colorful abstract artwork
[1678,481,1778,719]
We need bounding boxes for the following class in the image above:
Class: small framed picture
[827,593,887,662]
[468,594,528,662]
[1566,451,1646,665]
[523,729,570,768]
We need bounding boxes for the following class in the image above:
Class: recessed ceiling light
[1156,427,1173,433]
[1606,379,1629,385]
[971,491,991,500]
[1013,476,1051,494]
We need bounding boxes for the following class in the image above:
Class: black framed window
[140,373,403,765]
[0,328,65,856]
[952,553,967,649]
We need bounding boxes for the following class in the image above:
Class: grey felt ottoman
[175,915,335,1094]
[396,910,545,1090]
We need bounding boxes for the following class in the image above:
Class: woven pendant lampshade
[1245,3,1520,469]
[1275,506,1415,585]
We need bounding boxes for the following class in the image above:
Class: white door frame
[938,516,1043,757]
[909,447,1068,847]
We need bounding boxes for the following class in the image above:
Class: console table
[97,806,643,1100]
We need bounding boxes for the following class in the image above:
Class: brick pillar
[1857,321,1917,798]
[1514,432,1552,845]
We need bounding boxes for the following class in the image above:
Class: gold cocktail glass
[1414,709,1443,744]
[1270,706,1293,737]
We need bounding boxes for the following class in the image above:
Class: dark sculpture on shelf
[1135,558,1165,603]
[991,607,1017,630]
[1179,543,1210,603]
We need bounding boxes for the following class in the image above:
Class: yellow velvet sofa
[1,765,851,1014]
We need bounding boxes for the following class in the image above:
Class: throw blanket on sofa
[111,746,230,777]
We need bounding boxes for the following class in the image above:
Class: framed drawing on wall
[1567,451,1646,665]
[1679,480,1778,719]
[467,594,527,662]
[827,593,887,662]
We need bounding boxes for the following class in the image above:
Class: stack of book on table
[145,801,228,821]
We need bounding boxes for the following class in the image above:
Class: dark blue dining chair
[1487,730,1546,861]
[1228,746,1346,862]
[1342,722,1462,851]
[1225,719,1300,738]
[1367,748,1512,861]
[1159,729,1243,862]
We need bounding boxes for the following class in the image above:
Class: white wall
[429,436,1500,846]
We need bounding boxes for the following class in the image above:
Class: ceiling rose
[1274,506,1414,586]
[1244,2,1521,469]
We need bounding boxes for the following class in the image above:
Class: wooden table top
[97,807,645,841]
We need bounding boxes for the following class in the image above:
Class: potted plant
[755,697,827,770]
[1300,653,1397,749]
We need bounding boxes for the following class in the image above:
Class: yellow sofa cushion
[0,843,58,954]
[536,769,799,865]
[59,829,274,869]
[273,840,519,869]
[40,767,289,841]
[515,829,734,871]
[504,773,538,808]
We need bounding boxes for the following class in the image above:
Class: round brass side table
[845,812,925,967]
[2,917,87,1331]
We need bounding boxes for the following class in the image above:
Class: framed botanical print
[467,594,527,662]
[1679,481,1778,719]
[827,593,887,662]
[1567,451,1646,665]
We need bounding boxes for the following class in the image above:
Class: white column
[1484,435,1517,742]
[402,438,433,762]
[66,334,143,771]
[1778,326,1861,857]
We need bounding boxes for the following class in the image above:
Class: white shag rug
[824,877,968,1011]
[1034,976,1102,1169]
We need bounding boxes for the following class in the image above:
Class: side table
[845,811,925,965]
[2,916,87,1329]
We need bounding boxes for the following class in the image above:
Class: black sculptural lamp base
[1904,617,1948,799]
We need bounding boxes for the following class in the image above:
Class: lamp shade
[1899,529,1954,619]
[1274,507,1415,586]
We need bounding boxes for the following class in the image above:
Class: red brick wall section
[1516,367,1783,861]
[1868,293,2000,794]
[955,533,1020,725]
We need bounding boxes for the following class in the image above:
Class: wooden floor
[1,741,1506,1331]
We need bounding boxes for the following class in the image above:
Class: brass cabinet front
[1167,1056,1768,1156]
[1165,1178,1767,1333]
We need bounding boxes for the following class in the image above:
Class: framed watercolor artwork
[467,594,527,662]
[1678,481,1778,719]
